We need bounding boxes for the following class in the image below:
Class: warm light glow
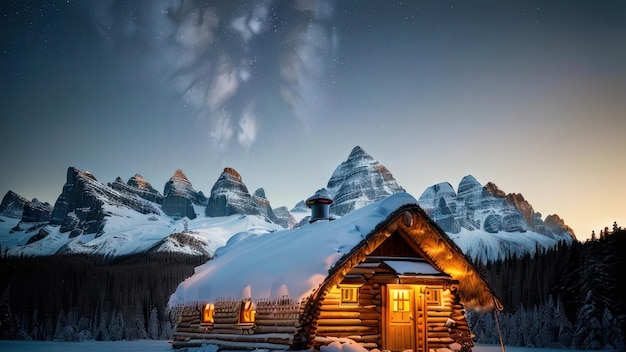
[201,303,214,325]
[340,287,359,304]
[238,300,256,324]
[392,289,411,312]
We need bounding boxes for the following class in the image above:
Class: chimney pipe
[306,189,334,223]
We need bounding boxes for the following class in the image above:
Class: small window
[392,289,411,312]
[237,300,256,325]
[341,287,359,304]
[201,303,214,325]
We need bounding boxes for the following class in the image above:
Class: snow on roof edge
[168,192,418,307]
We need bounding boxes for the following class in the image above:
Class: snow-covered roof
[383,260,446,276]
[169,192,418,306]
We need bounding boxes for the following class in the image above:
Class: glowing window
[201,303,214,325]
[392,289,411,312]
[341,287,359,304]
[237,300,256,325]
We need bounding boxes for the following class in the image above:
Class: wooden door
[385,285,426,352]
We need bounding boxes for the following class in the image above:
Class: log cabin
[169,192,500,352]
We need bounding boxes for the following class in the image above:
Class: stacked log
[254,297,301,335]
[447,287,474,352]
[172,304,204,342]
[172,297,306,349]
[209,299,242,334]
[311,281,383,350]
[423,286,474,351]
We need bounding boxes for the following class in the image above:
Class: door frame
[383,284,427,352]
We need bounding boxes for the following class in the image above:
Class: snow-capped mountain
[0,190,29,219]
[0,146,576,262]
[109,174,164,205]
[0,166,285,258]
[0,204,282,257]
[204,167,295,227]
[325,146,405,216]
[49,167,161,235]
[205,167,261,217]
[418,175,575,262]
[162,169,206,219]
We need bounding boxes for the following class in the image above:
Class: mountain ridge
[0,146,575,262]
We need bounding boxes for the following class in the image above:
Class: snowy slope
[0,149,576,262]
[449,228,571,263]
[0,205,283,258]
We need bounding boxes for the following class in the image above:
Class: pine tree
[108,310,124,341]
[572,291,603,349]
[602,306,625,350]
[148,306,159,340]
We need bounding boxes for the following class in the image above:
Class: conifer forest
[0,230,624,350]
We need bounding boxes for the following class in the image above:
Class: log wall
[422,285,473,352]
[171,297,304,350]
[309,279,383,350]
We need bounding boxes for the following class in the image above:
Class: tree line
[1,227,624,349]
[469,227,626,350]
[0,252,208,341]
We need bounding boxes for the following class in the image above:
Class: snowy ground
[0,341,611,352]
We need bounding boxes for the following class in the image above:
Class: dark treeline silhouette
[1,228,624,350]
[469,228,626,349]
[0,252,208,341]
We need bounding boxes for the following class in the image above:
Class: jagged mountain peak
[418,175,576,262]
[50,166,161,235]
[0,190,28,219]
[484,182,506,197]
[324,146,404,217]
[205,167,259,218]
[347,145,373,161]
[67,166,97,182]
[418,182,456,209]
[109,174,163,206]
[545,214,576,239]
[254,188,266,199]
[128,174,153,191]
[172,169,189,181]
[223,167,242,181]
[163,168,205,209]
[458,174,482,195]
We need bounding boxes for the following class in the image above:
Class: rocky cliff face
[21,198,53,223]
[272,206,297,229]
[326,146,405,216]
[50,167,161,235]
[162,169,205,219]
[418,175,576,240]
[0,191,28,219]
[109,174,163,205]
[252,188,280,224]
[205,168,260,218]
[163,169,207,205]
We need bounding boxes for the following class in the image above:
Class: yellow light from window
[201,303,214,325]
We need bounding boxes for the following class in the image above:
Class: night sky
[2,0,625,240]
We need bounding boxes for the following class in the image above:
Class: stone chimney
[306,188,334,223]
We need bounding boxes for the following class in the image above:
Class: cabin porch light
[201,303,214,325]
